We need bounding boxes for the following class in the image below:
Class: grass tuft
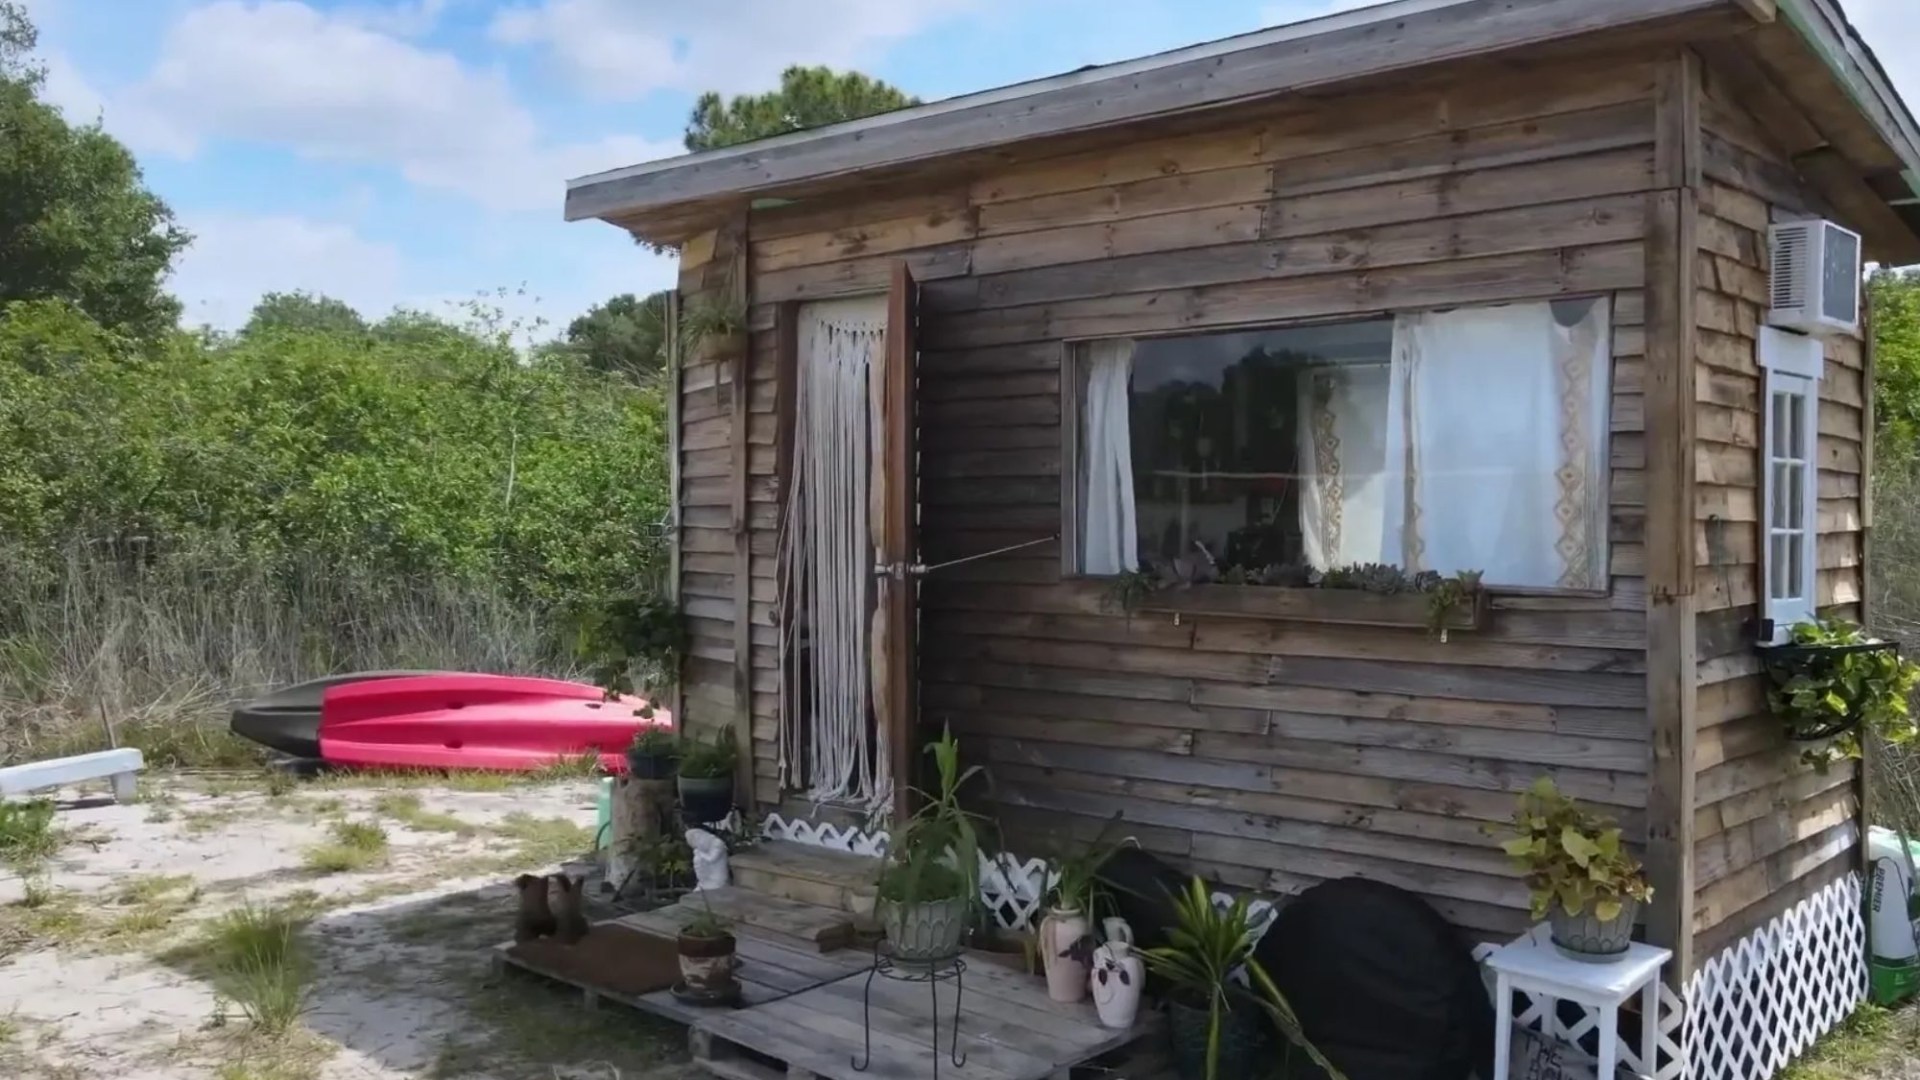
[372,792,473,835]
[166,902,314,1036]
[0,799,60,867]
[493,813,593,866]
[300,819,389,875]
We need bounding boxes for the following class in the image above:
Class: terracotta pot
[677,931,736,992]
[1038,906,1091,1003]
[1548,898,1639,963]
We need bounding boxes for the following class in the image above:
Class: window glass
[1074,298,1613,589]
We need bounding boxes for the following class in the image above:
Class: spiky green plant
[876,726,986,907]
[1141,877,1345,1080]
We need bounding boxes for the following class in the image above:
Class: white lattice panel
[1685,873,1866,1080]
[759,813,889,857]
[1474,927,1687,1080]
[982,853,1052,930]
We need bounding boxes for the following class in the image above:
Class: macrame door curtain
[1078,298,1612,588]
[778,296,893,808]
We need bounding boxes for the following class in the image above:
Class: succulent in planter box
[1763,618,1920,770]
[1498,777,1653,963]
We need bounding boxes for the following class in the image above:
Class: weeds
[301,819,389,875]
[494,813,592,866]
[0,799,59,867]
[165,902,314,1036]
[372,793,473,835]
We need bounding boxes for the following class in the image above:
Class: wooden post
[723,218,757,811]
[1858,293,1877,874]
[1644,50,1702,988]
[607,775,669,889]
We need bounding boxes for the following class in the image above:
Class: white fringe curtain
[778,297,891,807]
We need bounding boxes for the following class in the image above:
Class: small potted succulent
[625,726,680,780]
[1761,617,1920,770]
[676,897,738,1002]
[676,727,738,825]
[1499,777,1653,963]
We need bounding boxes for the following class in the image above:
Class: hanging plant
[1760,618,1920,771]
[682,296,749,359]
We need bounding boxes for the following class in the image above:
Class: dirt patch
[0,772,692,1079]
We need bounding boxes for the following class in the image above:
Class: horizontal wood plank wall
[676,218,784,805]
[1688,65,1866,963]
[747,54,1663,941]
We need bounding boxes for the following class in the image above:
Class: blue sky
[21,0,1920,337]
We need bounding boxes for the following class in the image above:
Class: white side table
[1485,937,1672,1080]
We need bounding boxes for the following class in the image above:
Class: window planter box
[1135,584,1487,632]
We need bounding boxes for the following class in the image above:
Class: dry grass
[0,546,580,770]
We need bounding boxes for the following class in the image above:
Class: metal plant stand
[852,943,967,1077]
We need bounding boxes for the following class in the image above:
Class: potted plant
[677,726,738,825]
[1761,617,1920,770]
[1141,877,1344,1080]
[875,726,986,963]
[626,726,680,780]
[676,896,738,1002]
[683,297,749,361]
[1038,818,1136,1003]
[1499,776,1654,963]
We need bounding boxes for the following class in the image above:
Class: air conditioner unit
[1768,218,1862,338]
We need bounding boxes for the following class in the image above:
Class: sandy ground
[0,772,700,1080]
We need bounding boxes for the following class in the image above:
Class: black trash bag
[1257,877,1494,1080]
[1095,845,1191,953]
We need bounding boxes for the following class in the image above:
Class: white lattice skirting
[1686,873,1867,1080]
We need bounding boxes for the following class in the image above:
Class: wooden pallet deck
[692,957,1162,1080]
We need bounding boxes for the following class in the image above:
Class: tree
[563,291,669,381]
[244,292,369,339]
[685,65,918,151]
[0,5,189,342]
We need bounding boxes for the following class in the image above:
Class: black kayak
[230,671,439,759]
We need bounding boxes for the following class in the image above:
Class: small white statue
[687,827,730,891]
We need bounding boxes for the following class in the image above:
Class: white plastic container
[1867,826,1920,1004]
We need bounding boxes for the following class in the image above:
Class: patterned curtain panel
[1301,298,1611,589]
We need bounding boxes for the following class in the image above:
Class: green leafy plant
[1104,568,1159,613]
[680,895,733,939]
[1045,814,1136,914]
[1497,777,1652,922]
[681,297,748,353]
[876,726,987,907]
[1141,877,1345,1080]
[1765,618,1920,770]
[676,726,738,780]
[629,727,679,756]
[1423,569,1484,640]
[578,595,686,698]
[0,798,58,867]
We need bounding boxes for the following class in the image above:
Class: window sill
[1133,583,1488,632]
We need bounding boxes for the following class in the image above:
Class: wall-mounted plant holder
[1756,638,1900,742]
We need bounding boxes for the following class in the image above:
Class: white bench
[0,748,145,803]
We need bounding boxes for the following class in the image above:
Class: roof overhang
[565,0,1735,233]
[1776,0,1920,199]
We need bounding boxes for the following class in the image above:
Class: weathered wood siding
[735,52,1670,942]
[675,220,779,802]
[1688,63,1867,961]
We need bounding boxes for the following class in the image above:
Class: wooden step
[621,886,857,953]
[731,840,881,915]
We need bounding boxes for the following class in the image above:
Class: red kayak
[231,672,668,772]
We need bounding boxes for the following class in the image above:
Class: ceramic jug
[1090,917,1144,1028]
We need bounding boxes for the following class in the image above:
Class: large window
[1071,298,1613,591]
[1760,327,1824,636]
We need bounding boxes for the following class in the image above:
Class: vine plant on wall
[1760,617,1920,770]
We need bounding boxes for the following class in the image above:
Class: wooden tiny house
[566,0,1920,1016]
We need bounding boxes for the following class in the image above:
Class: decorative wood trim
[1645,50,1701,985]
[1136,585,1488,632]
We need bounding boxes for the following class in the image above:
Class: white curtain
[1381,299,1611,589]
[1298,363,1394,570]
[1081,339,1139,575]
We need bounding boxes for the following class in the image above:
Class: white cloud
[168,212,408,331]
[489,0,976,100]
[36,49,104,123]
[338,0,454,38]
[111,0,681,211]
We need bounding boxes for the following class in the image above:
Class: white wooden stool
[1486,936,1671,1080]
[0,748,145,803]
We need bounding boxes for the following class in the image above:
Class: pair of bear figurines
[513,873,591,945]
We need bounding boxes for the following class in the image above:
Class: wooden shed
[567,0,1920,1070]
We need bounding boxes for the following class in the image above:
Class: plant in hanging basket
[1761,619,1919,769]
[682,297,749,359]
[1497,777,1652,962]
